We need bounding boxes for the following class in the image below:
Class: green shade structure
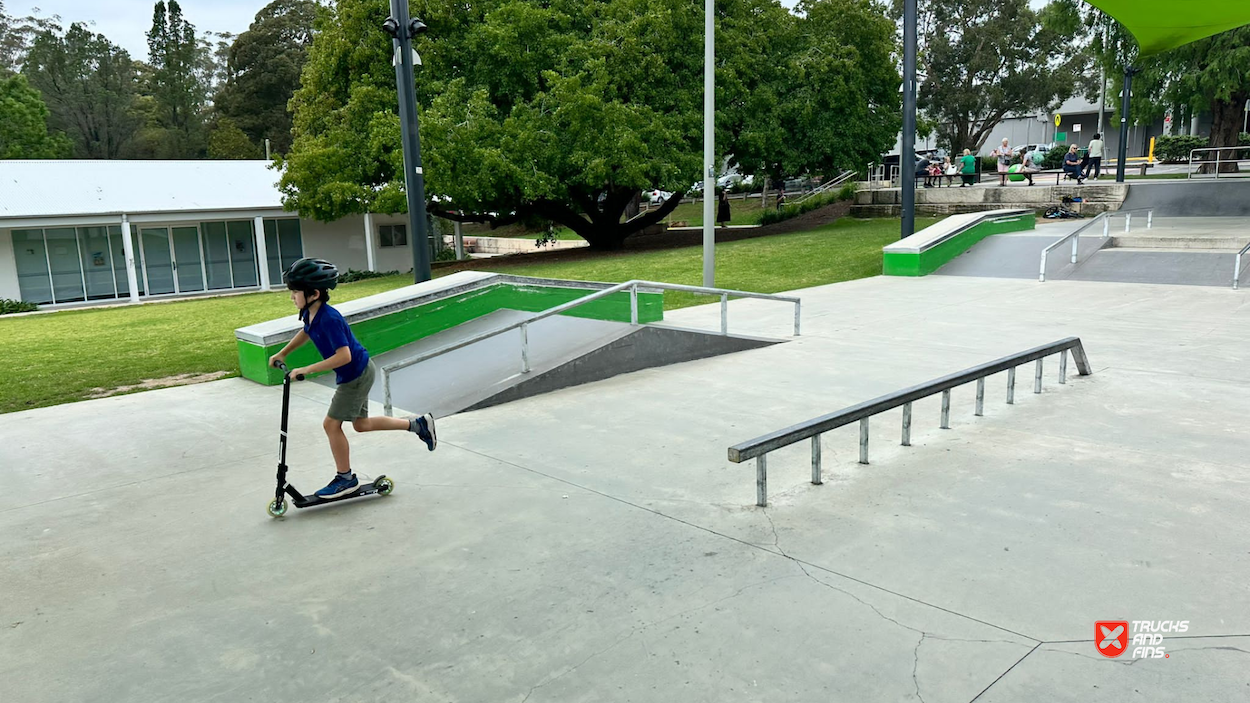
[1085,1,1250,55]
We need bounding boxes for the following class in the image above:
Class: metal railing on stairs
[1039,208,1154,282]
[728,337,1092,507]
[381,280,802,416]
[792,170,857,206]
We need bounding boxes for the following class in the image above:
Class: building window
[379,224,407,248]
[264,218,304,283]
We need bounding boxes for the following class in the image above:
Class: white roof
[0,160,285,220]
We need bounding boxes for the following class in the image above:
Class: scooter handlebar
[271,359,305,381]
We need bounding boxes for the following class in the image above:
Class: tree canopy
[23,23,139,158]
[214,0,315,156]
[901,0,1083,154]
[0,72,71,158]
[283,0,901,248]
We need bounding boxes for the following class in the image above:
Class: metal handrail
[728,337,1092,507]
[793,170,856,205]
[1187,146,1250,179]
[380,279,802,416]
[1039,208,1155,282]
[1234,240,1250,290]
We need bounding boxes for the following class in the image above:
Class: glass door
[45,227,85,303]
[172,226,205,292]
[140,227,175,295]
[78,226,118,300]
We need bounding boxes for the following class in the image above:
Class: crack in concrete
[1166,645,1250,656]
[968,643,1042,702]
[913,632,928,703]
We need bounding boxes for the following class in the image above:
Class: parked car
[644,189,673,204]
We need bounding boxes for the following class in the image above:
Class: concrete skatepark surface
[3,274,1249,701]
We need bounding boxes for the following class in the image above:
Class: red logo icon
[1096,621,1129,658]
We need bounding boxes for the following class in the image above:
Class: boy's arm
[269,330,309,367]
[292,346,352,377]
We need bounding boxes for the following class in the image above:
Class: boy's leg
[323,417,351,474]
[352,416,408,432]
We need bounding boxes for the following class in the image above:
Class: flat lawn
[0,216,937,413]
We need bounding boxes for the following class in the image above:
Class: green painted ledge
[235,273,663,386]
[883,210,1035,277]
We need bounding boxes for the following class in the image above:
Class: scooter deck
[289,476,390,509]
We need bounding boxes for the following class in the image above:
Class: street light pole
[900,0,918,239]
[1115,66,1138,183]
[387,0,432,284]
[702,0,715,288]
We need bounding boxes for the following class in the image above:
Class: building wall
[371,213,418,273]
[298,215,369,272]
[0,229,19,300]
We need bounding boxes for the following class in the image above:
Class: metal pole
[940,389,951,429]
[520,323,530,373]
[720,293,728,335]
[383,368,393,417]
[1070,233,1079,264]
[900,0,918,239]
[1097,61,1107,136]
[1147,211,1153,230]
[1116,67,1137,183]
[793,301,801,337]
[859,418,869,464]
[901,402,912,446]
[1059,350,1068,384]
[1125,213,1131,233]
[756,455,767,507]
[975,378,985,416]
[630,284,639,325]
[1007,367,1016,404]
[1034,359,1043,394]
[701,0,715,288]
[453,220,464,260]
[811,436,822,485]
[390,0,432,283]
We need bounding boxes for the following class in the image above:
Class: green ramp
[233,271,664,386]
[882,209,1035,277]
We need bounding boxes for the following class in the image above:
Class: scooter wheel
[376,477,395,496]
[267,499,288,517]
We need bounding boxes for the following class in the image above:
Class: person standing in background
[1084,133,1105,180]
[991,138,1013,186]
[959,149,977,187]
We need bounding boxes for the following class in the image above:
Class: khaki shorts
[327,359,376,422]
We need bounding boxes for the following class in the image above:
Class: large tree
[0,72,72,157]
[0,2,58,75]
[144,0,210,157]
[214,0,315,156]
[23,23,140,158]
[283,0,898,249]
[901,0,1083,153]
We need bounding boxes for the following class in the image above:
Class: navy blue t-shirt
[301,303,370,384]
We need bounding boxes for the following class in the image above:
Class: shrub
[980,156,999,173]
[0,298,39,315]
[1154,135,1208,163]
[338,268,400,283]
[757,182,856,226]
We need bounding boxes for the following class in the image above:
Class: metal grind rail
[1039,208,1154,282]
[381,280,802,416]
[728,337,1092,507]
[1235,240,1250,290]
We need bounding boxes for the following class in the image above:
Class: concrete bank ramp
[317,309,780,417]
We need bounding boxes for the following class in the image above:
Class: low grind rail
[728,337,1093,506]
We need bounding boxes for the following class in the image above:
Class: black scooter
[267,360,394,517]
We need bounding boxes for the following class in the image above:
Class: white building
[0,160,431,307]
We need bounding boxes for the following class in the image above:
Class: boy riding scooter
[268,258,436,499]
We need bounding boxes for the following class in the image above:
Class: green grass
[0,216,937,413]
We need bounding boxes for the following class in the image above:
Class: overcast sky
[16,0,1058,63]
[13,1,271,58]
